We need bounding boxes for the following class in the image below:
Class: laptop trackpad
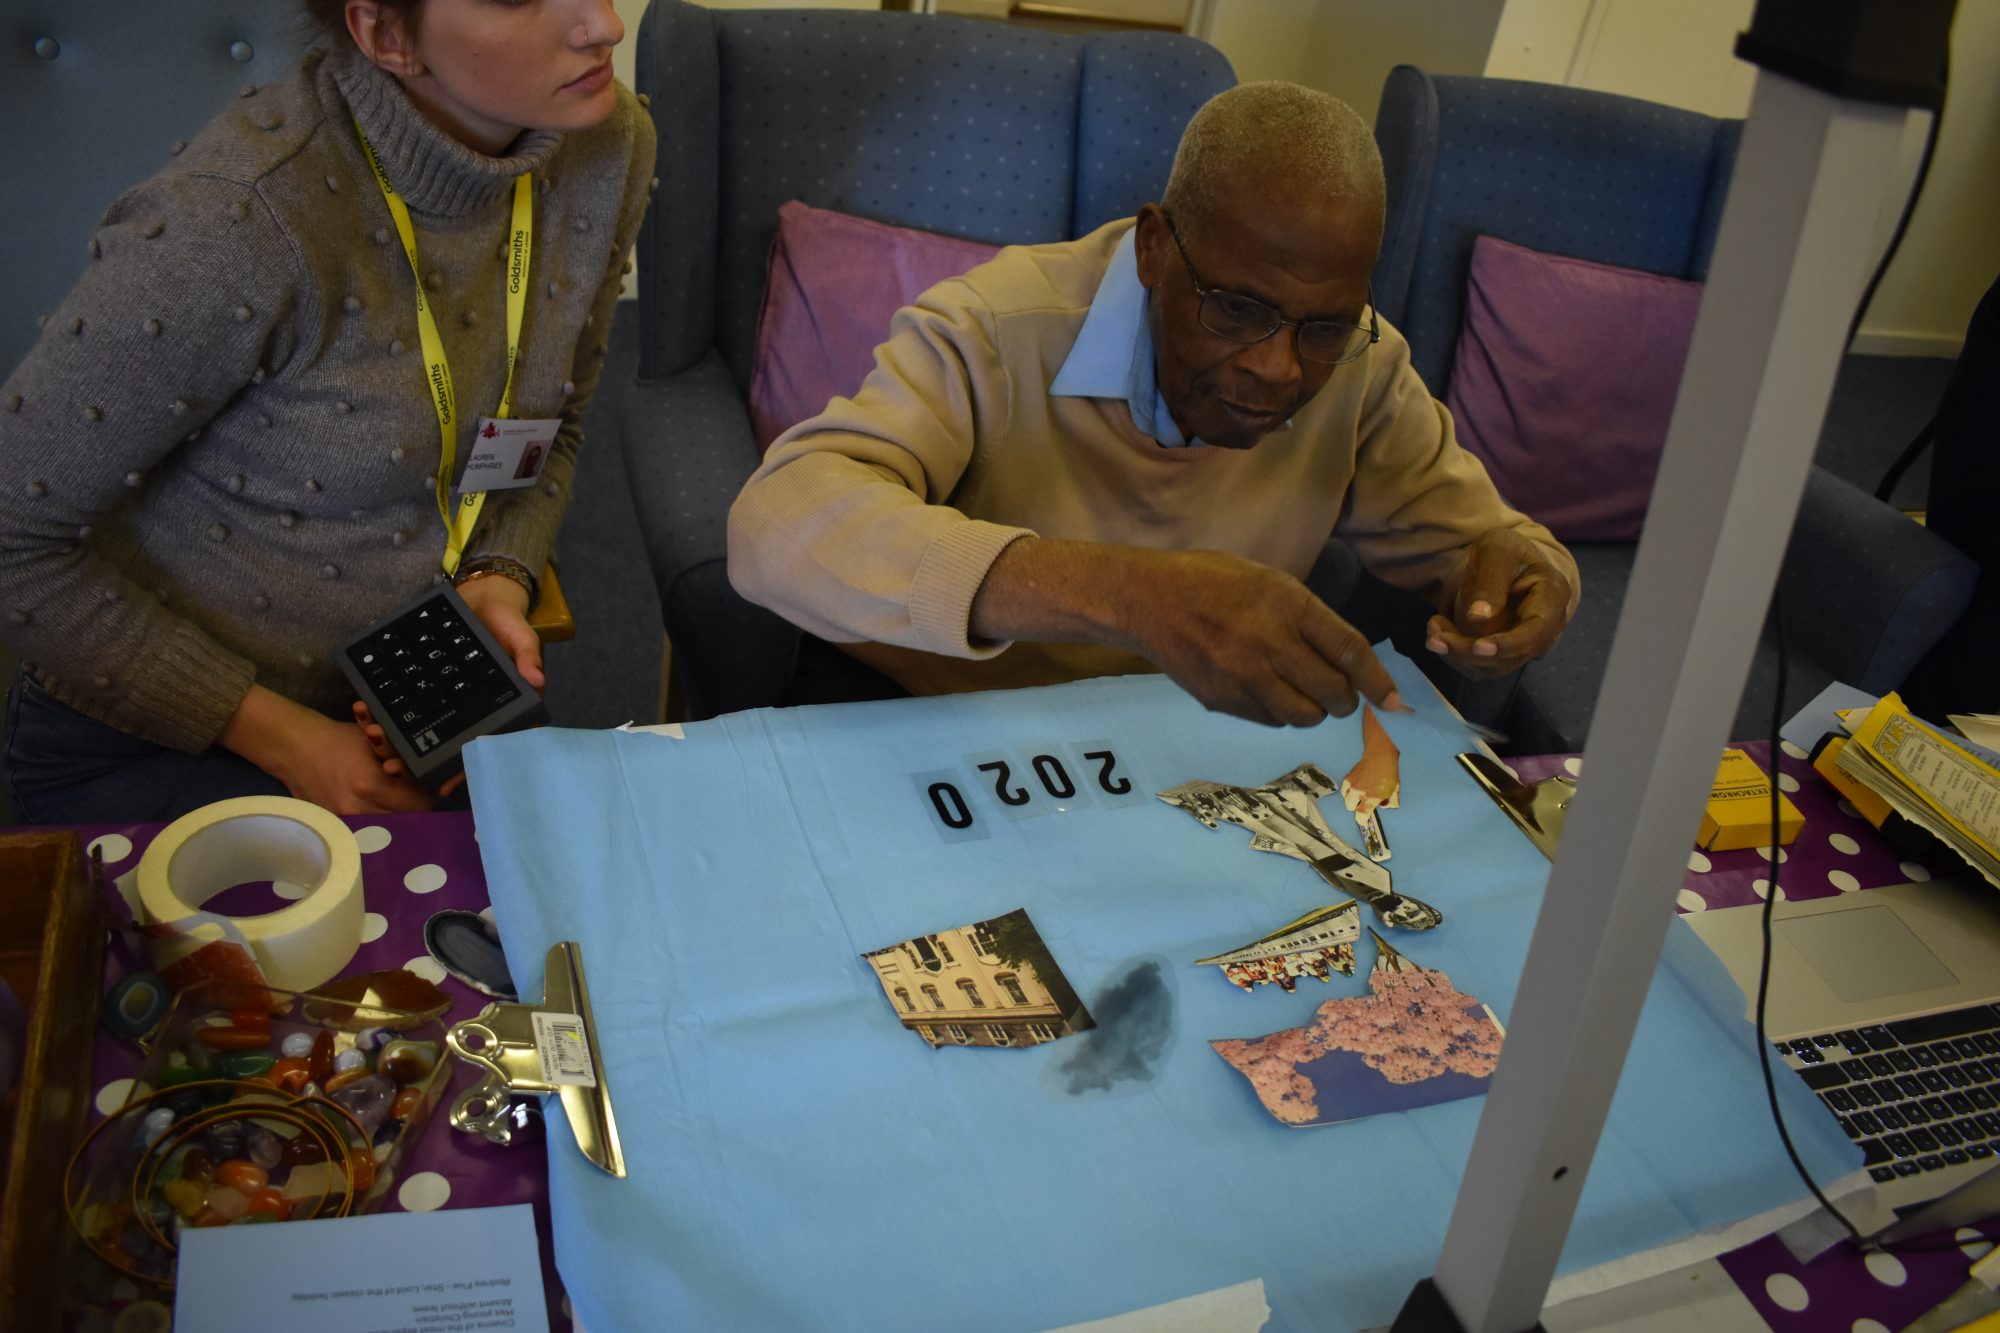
[1781,905,1959,1004]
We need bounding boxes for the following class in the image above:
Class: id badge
[460,417,560,493]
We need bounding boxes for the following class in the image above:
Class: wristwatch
[453,556,537,606]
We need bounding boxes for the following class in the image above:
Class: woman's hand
[352,700,466,799]
[221,684,433,815]
[456,571,545,690]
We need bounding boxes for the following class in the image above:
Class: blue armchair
[622,1,1233,719]
[1368,66,1976,754]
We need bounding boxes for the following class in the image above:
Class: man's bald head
[1133,82,1386,450]
[1161,82,1385,248]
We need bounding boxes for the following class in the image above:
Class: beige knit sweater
[728,220,1577,698]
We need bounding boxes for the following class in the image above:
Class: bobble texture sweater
[0,43,654,752]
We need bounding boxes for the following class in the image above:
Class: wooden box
[0,831,106,1333]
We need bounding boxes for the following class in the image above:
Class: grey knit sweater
[0,43,655,753]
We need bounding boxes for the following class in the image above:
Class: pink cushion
[1443,235,1703,542]
[749,200,1003,452]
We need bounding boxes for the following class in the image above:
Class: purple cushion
[1443,235,1702,542]
[749,201,1002,453]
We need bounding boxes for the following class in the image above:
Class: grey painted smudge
[1052,956,1174,1096]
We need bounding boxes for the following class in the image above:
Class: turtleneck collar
[326,41,563,219]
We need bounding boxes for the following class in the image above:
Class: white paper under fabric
[1044,1278,1271,1332]
[462,658,1856,1332]
[135,796,364,990]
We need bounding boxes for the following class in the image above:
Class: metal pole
[1403,70,1906,1332]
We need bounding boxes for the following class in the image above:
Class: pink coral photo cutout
[1211,930,1505,1127]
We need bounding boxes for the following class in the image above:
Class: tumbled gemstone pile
[90,1002,442,1280]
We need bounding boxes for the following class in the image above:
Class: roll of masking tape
[135,796,364,993]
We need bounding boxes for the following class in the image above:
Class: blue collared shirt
[1049,228,1295,449]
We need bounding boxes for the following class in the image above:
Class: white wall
[1863,0,2000,356]
[1296,0,1506,123]
[1198,0,1503,116]
[1198,0,1318,85]
[1486,0,1998,355]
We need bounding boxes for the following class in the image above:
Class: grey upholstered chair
[1,7,306,378]
[622,1,1234,720]
[1367,66,1976,754]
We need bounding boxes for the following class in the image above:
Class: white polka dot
[402,955,448,984]
[404,863,447,894]
[360,912,389,943]
[1828,871,1860,893]
[1863,1250,1906,1286]
[1852,1321,1890,1333]
[397,1171,451,1212]
[1752,879,1789,901]
[1688,851,1713,874]
[1838,800,1861,819]
[1764,1271,1809,1312]
[272,880,308,900]
[1778,772,1800,793]
[1781,740,1809,760]
[1676,889,1708,912]
[95,1078,150,1115]
[1902,862,1932,882]
[1828,834,1860,856]
[478,906,495,923]
[1562,757,1583,776]
[1754,846,1790,863]
[354,825,392,854]
[87,833,134,864]
[1954,1226,1992,1259]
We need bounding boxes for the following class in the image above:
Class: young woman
[0,0,654,821]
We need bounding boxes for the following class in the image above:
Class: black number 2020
[1032,753,1076,799]
[1084,749,1131,795]
[977,760,1031,807]
[928,781,975,830]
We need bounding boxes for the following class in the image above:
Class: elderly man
[728,81,1577,727]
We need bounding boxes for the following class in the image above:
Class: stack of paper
[1834,693,2000,889]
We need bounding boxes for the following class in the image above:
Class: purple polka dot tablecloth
[63,810,571,1331]
[1507,740,1953,913]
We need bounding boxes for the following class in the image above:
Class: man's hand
[221,684,433,815]
[457,572,545,690]
[971,539,1403,728]
[1424,527,1573,678]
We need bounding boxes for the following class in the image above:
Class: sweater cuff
[908,521,1035,658]
[41,619,257,754]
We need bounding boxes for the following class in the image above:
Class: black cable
[1848,68,1945,358]
[1755,607,1992,1256]
[1752,39,1968,1264]
[1756,599,1870,1245]
[1859,60,1948,503]
[1875,418,1937,504]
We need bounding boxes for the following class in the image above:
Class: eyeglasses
[1164,213,1379,366]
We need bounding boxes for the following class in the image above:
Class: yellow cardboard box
[1699,748,1804,851]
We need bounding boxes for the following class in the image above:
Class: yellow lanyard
[355,121,533,575]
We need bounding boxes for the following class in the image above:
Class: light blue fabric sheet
[464,655,1854,1331]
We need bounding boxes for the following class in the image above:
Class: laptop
[1685,876,2000,1211]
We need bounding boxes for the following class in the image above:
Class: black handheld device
[336,584,548,791]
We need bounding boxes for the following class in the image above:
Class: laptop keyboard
[1780,1003,2000,1185]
